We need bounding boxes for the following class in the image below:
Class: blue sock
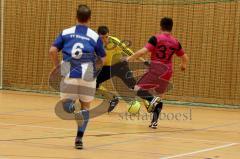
[63,99,75,113]
[77,110,89,138]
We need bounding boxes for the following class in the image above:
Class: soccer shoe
[108,96,119,113]
[146,97,161,113]
[149,102,163,129]
[75,137,83,149]
[149,111,159,129]
[149,121,158,129]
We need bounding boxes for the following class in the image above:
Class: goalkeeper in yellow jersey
[96,26,138,112]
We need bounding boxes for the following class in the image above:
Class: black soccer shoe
[75,137,83,149]
[108,96,119,113]
[149,102,163,129]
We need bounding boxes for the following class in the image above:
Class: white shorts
[60,77,96,103]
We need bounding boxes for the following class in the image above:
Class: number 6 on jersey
[72,43,84,59]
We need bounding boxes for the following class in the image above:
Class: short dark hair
[160,17,173,32]
[76,5,91,23]
[97,26,109,35]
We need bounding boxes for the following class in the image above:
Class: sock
[136,89,154,102]
[77,110,89,138]
[152,102,163,123]
[63,99,75,113]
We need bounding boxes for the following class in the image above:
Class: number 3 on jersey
[156,45,175,61]
[71,43,84,59]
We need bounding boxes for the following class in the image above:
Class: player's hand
[49,65,61,90]
[50,65,60,74]
[49,65,61,80]
[180,63,187,71]
[96,57,103,69]
[120,56,129,62]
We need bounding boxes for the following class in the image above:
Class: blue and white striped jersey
[53,24,106,79]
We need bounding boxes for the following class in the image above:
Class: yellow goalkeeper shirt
[104,36,134,66]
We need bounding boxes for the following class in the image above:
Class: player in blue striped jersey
[49,5,106,149]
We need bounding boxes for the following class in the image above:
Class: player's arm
[111,36,146,62]
[49,46,59,68]
[95,37,106,67]
[179,54,188,71]
[126,47,148,62]
[121,42,147,62]
[119,41,134,56]
[175,42,188,71]
[110,37,133,56]
[49,33,63,68]
[127,36,156,62]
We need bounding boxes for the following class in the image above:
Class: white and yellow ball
[127,101,141,114]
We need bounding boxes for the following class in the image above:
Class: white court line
[1,122,239,158]
[0,122,233,144]
[160,143,239,159]
[151,136,229,144]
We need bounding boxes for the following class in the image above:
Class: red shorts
[136,62,172,94]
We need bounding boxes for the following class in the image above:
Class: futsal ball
[127,101,141,114]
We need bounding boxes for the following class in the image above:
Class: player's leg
[96,66,119,113]
[110,61,141,112]
[61,98,76,113]
[59,77,79,114]
[75,100,90,149]
[149,94,163,129]
[135,71,162,113]
[148,72,172,129]
[74,78,96,149]
[59,78,84,148]
[112,61,161,113]
[112,61,136,90]
[135,87,162,129]
[96,66,111,89]
[136,88,162,112]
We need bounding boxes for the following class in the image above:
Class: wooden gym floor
[0,90,239,159]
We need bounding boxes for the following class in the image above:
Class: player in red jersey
[126,17,189,128]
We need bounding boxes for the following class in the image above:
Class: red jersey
[137,33,185,92]
[145,33,185,71]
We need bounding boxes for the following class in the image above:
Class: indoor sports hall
[0,0,239,159]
